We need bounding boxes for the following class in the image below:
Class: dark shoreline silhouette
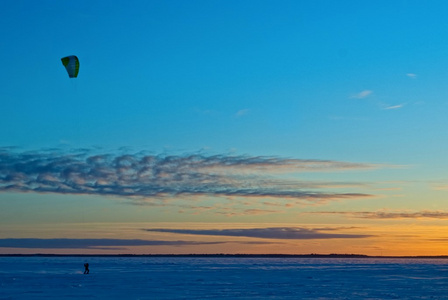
[1,253,448,259]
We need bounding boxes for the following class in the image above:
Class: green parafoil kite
[61,55,80,78]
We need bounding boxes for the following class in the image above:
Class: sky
[1,0,448,256]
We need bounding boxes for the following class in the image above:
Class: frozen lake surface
[1,256,448,299]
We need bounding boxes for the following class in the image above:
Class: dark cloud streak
[145,227,373,240]
[0,238,224,249]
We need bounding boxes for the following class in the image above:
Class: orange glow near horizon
[1,222,448,256]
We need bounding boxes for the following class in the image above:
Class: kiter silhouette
[84,263,89,274]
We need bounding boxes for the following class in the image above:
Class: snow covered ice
[1,256,448,299]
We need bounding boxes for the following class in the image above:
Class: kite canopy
[61,55,79,78]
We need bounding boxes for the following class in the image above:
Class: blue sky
[1,1,448,255]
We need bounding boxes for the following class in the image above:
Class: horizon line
[2,253,448,259]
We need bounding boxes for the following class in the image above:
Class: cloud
[406,73,417,79]
[431,184,448,191]
[213,208,281,217]
[0,148,376,205]
[145,227,373,240]
[351,90,373,99]
[383,104,405,110]
[235,109,250,118]
[0,238,224,249]
[308,210,448,219]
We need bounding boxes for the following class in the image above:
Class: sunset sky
[2,0,448,256]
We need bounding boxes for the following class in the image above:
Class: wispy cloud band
[309,211,448,219]
[0,148,375,203]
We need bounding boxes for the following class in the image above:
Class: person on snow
[84,263,89,274]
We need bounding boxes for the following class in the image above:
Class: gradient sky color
[1,0,448,256]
